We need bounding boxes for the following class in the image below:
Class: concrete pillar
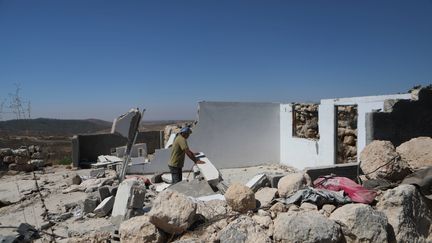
[318,104,336,165]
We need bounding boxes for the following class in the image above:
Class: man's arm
[185,148,205,164]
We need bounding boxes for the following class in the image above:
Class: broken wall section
[367,88,432,147]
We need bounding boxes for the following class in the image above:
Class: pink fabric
[313,176,377,204]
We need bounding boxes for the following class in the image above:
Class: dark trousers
[169,166,182,184]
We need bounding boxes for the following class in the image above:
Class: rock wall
[337,105,358,164]
[293,104,319,139]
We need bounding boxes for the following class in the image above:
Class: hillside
[0,118,112,136]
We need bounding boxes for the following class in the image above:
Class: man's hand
[195,160,205,164]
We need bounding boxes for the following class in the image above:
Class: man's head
[179,127,192,138]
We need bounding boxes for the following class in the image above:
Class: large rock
[217,216,271,243]
[273,211,342,243]
[148,190,196,234]
[376,184,432,242]
[360,140,411,181]
[224,183,256,213]
[255,187,278,208]
[196,199,229,222]
[396,137,432,170]
[330,204,388,242]
[277,172,307,198]
[119,215,165,243]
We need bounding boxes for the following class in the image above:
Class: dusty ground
[0,163,294,241]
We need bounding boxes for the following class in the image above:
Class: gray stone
[255,187,278,208]
[70,174,82,185]
[94,196,114,217]
[31,152,43,159]
[273,211,342,243]
[330,204,388,243]
[0,148,13,157]
[110,186,118,196]
[129,186,146,209]
[376,184,432,242]
[300,202,318,211]
[265,172,285,188]
[90,168,105,178]
[98,186,111,201]
[360,140,411,182]
[196,199,229,222]
[217,216,271,243]
[148,190,196,234]
[119,215,166,243]
[168,178,216,198]
[224,183,256,213]
[277,172,307,198]
[321,204,336,217]
[83,197,99,214]
[150,172,164,183]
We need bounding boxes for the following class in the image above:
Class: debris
[129,186,146,209]
[150,172,164,183]
[300,202,318,211]
[217,216,271,242]
[111,178,141,225]
[83,197,99,214]
[314,176,377,204]
[195,194,225,201]
[148,190,197,234]
[277,172,307,198]
[273,211,342,243]
[304,162,360,182]
[119,215,166,243]
[17,223,40,241]
[255,187,277,208]
[320,204,336,217]
[396,136,432,170]
[161,173,173,184]
[90,168,106,178]
[224,183,256,213]
[70,174,82,185]
[94,196,115,217]
[98,186,111,201]
[330,204,389,243]
[401,166,432,199]
[196,199,229,222]
[245,173,270,192]
[360,140,411,182]
[280,187,350,207]
[376,184,432,242]
[194,153,222,186]
[265,172,286,188]
[168,178,216,198]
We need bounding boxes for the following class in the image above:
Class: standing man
[168,127,204,184]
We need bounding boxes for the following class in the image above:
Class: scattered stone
[273,211,342,243]
[112,179,140,225]
[252,215,272,229]
[217,216,271,243]
[40,221,54,230]
[196,199,229,222]
[360,140,411,182]
[396,137,432,170]
[277,172,307,198]
[330,204,388,242]
[245,174,270,192]
[257,209,271,217]
[151,172,164,183]
[265,172,286,188]
[62,184,80,194]
[161,173,173,184]
[129,186,146,209]
[55,212,73,222]
[70,174,82,185]
[224,183,256,213]
[64,202,79,212]
[98,186,111,201]
[94,196,115,217]
[83,197,99,214]
[90,168,105,178]
[119,215,166,243]
[376,184,432,242]
[300,202,318,211]
[148,190,196,234]
[321,204,336,217]
[255,187,277,208]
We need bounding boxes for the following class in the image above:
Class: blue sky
[1,0,431,121]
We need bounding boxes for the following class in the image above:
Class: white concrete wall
[318,104,336,165]
[280,104,320,170]
[138,101,281,173]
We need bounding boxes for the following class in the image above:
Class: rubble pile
[0,145,47,172]
[293,103,319,139]
[337,105,358,164]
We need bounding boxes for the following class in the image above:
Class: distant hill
[0,118,112,136]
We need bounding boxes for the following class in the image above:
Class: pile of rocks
[337,105,358,163]
[0,145,47,172]
[293,103,319,139]
[113,137,432,243]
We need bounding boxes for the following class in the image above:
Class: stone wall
[336,105,358,164]
[292,104,319,139]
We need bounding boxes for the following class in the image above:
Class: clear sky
[1,0,431,121]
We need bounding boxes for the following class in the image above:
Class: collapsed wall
[367,88,432,147]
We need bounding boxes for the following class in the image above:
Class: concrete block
[129,186,146,209]
[98,186,111,201]
[90,168,106,178]
[161,174,173,184]
[168,179,216,198]
[245,173,270,192]
[94,196,114,217]
[195,153,221,186]
[83,197,99,214]
[111,178,138,225]
[265,172,286,188]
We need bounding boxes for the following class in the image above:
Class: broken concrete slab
[194,153,221,186]
[129,187,146,209]
[255,187,278,208]
[265,172,286,188]
[98,186,111,201]
[112,178,139,225]
[245,173,270,192]
[304,162,361,182]
[168,179,216,198]
[94,196,115,217]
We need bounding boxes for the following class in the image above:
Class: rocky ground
[1,137,431,243]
